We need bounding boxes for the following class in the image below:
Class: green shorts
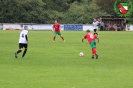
[98,25,101,28]
[54,32,61,35]
[90,40,96,48]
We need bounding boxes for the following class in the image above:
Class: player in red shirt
[82,30,99,59]
[53,20,65,42]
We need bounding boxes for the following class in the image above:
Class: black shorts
[19,43,28,49]
[94,29,97,32]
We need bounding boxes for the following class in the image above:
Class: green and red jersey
[84,33,98,43]
[53,23,60,32]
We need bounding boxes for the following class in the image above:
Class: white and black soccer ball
[79,52,84,56]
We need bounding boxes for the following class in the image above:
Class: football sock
[22,49,27,57]
[61,36,64,41]
[92,48,95,55]
[93,48,97,54]
[17,50,22,54]
[53,36,56,41]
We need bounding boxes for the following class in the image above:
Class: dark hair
[86,30,90,32]
[24,25,28,30]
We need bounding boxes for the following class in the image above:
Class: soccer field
[0,30,133,88]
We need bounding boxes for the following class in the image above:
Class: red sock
[53,36,56,41]
[93,48,97,54]
[92,48,95,55]
[61,36,64,41]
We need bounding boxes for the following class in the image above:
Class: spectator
[100,21,104,31]
[123,19,127,31]
[117,24,121,31]
[120,24,124,31]
[109,24,115,31]
[97,19,101,31]
[105,23,109,31]
[113,24,117,31]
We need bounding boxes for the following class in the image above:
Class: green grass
[0,30,133,88]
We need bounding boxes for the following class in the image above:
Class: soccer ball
[79,52,84,56]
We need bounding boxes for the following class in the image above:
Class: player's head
[94,18,97,22]
[24,26,28,30]
[86,29,90,33]
[54,20,58,23]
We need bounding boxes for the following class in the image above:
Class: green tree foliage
[63,0,107,24]
[0,0,46,23]
[127,11,133,24]
[126,0,133,24]
[43,0,70,12]
[0,0,108,24]
[95,0,115,15]
[44,10,64,23]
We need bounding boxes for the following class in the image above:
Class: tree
[0,0,46,23]
[23,0,46,23]
[43,0,70,12]
[0,0,110,23]
[127,12,133,24]
[95,0,115,15]
[63,0,107,24]
[44,10,64,23]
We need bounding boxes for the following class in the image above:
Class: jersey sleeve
[97,21,100,26]
[94,35,98,39]
[84,34,87,39]
[26,31,28,35]
[25,35,28,41]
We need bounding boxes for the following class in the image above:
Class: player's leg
[90,41,95,59]
[94,29,97,33]
[95,47,98,59]
[22,44,28,58]
[53,32,57,42]
[91,48,95,59]
[94,29,98,35]
[92,48,98,59]
[15,43,23,58]
[58,32,65,42]
[91,41,98,59]
[92,41,98,59]
[60,35,65,42]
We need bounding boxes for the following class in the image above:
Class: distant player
[82,30,99,59]
[53,20,65,42]
[97,18,101,31]
[14,26,29,58]
[92,18,99,35]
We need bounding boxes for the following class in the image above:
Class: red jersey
[84,33,98,43]
[53,23,60,32]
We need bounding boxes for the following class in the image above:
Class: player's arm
[82,37,85,42]
[25,35,28,42]
[82,35,87,42]
[96,37,99,43]
[92,22,94,27]
[95,35,99,43]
